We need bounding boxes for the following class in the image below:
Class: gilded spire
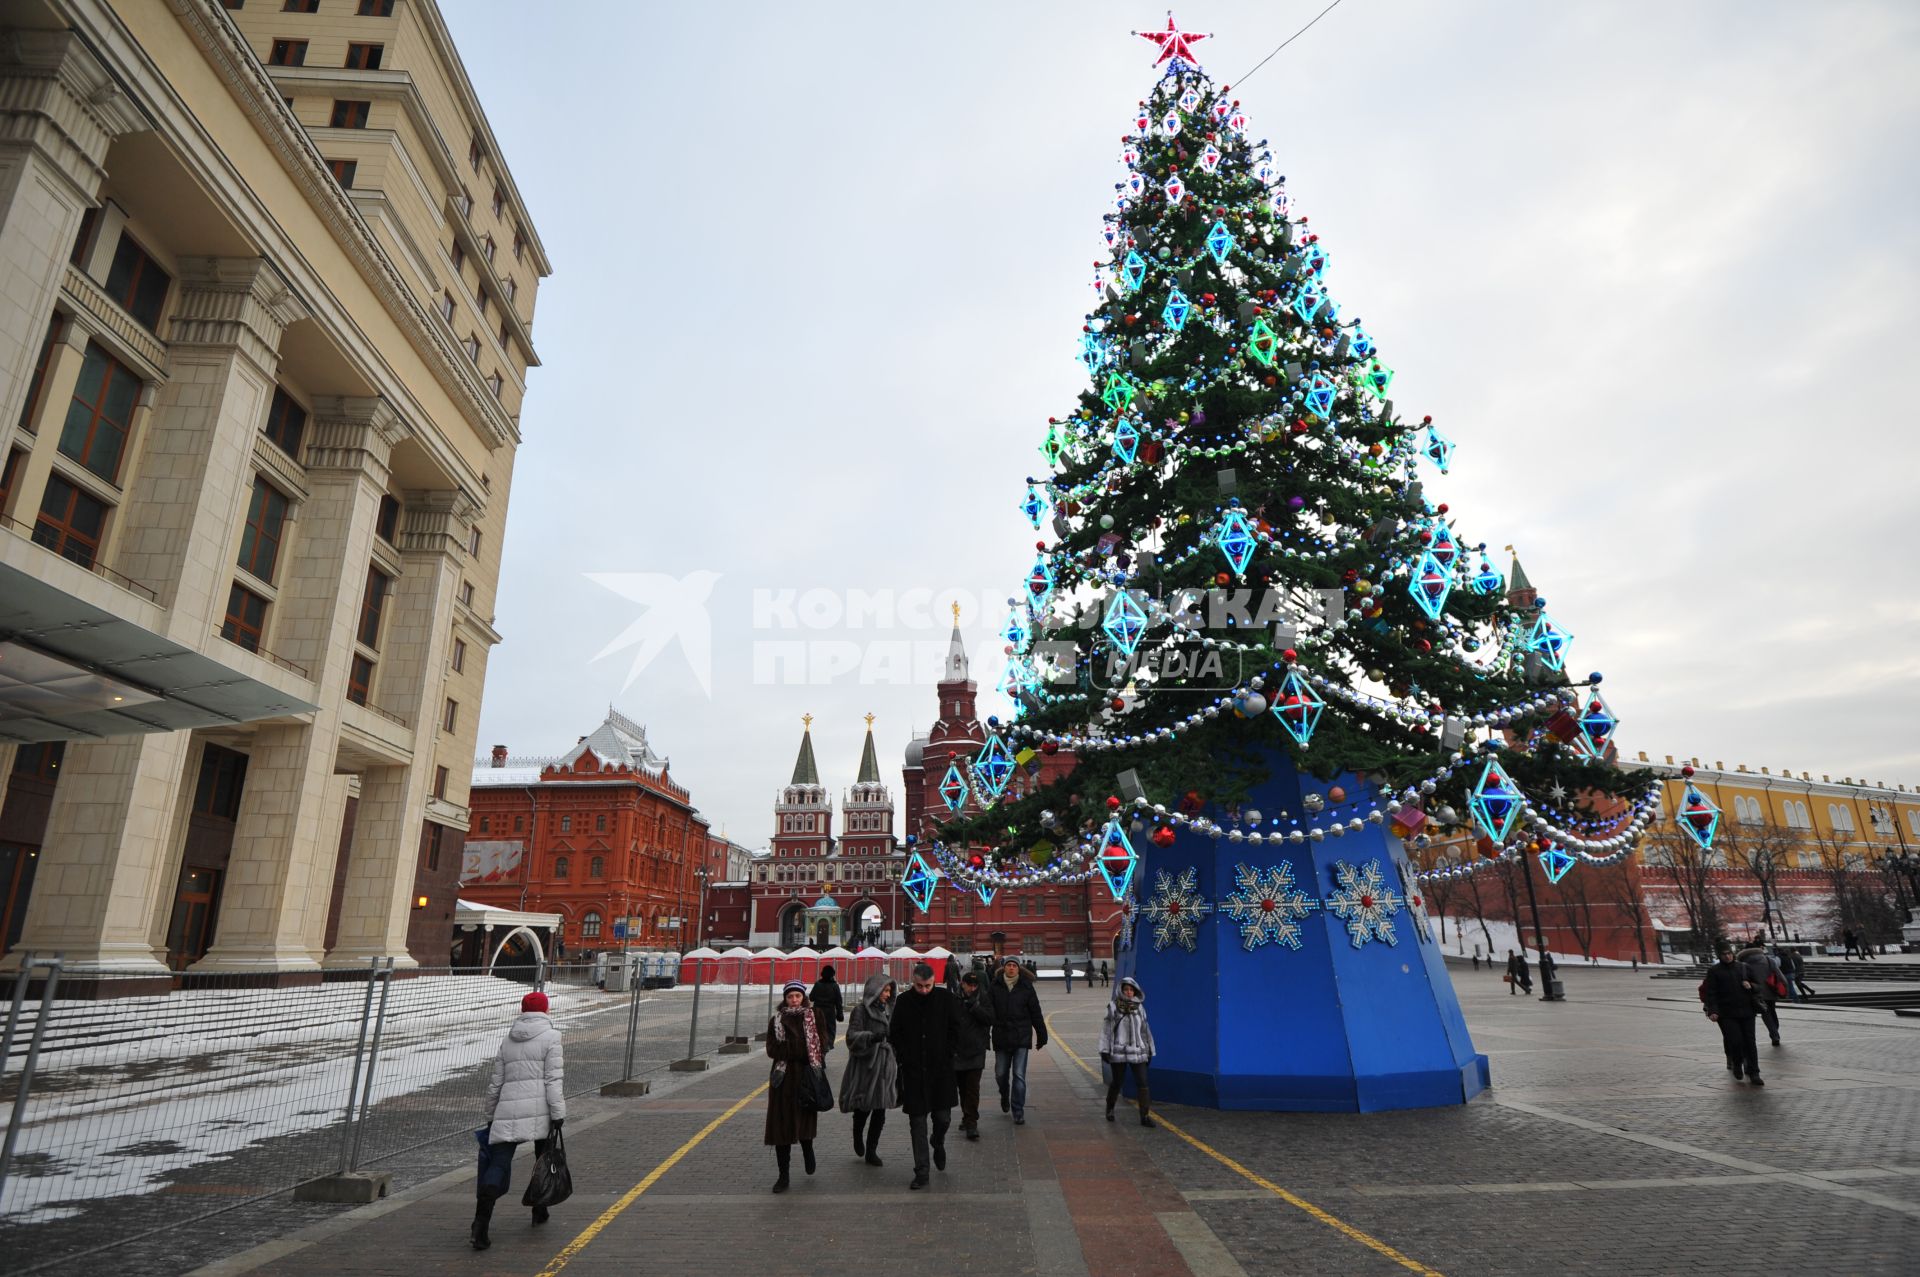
[791,715,820,786]
[856,714,881,784]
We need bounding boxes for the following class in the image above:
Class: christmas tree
[907,17,1705,1111]
[928,15,1673,900]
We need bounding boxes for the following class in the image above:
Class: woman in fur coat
[1099,977,1157,1128]
[837,973,898,1165]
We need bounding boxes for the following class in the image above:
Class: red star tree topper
[1135,11,1209,67]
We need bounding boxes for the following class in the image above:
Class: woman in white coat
[473,989,565,1250]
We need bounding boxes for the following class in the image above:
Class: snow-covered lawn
[1,976,618,1223]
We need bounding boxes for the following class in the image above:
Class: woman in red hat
[472,989,565,1250]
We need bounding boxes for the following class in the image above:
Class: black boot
[532,1204,550,1226]
[1139,1082,1156,1128]
[853,1114,866,1158]
[864,1113,885,1166]
[470,1198,493,1251]
[801,1140,816,1175]
[772,1144,791,1194]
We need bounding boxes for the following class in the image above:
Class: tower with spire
[840,713,897,862]
[771,714,832,862]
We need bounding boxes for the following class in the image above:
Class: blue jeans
[995,1048,1030,1118]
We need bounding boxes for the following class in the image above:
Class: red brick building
[748,715,907,947]
[463,709,725,953]
[900,620,1118,961]
[742,620,1120,961]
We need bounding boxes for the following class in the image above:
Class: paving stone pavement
[14,964,1920,1276]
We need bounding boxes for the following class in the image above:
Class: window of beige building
[268,39,307,66]
[34,476,108,567]
[61,344,140,483]
[105,235,171,332]
[344,43,382,69]
[330,100,370,129]
[262,386,306,460]
[450,638,467,673]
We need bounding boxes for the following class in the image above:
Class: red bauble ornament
[1328,786,1347,804]
[1215,572,1231,586]
[1106,795,1122,810]
[1150,826,1178,848]
[1282,648,1298,662]
[1342,568,1360,583]
[1041,740,1059,755]
[1680,765,1695,778]
[1436,503,1449,514]
[1110,697,1126,711]
[1180,790,1204,815]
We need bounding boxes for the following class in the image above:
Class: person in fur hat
[1099,977,1157,1128]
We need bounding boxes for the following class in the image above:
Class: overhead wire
[1231,0,1348,88]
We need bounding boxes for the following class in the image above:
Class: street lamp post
[694,867,711,948]
[1518,847,1564,1001]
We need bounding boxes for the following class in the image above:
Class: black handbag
[769,1060,787,1089]
[800,1063,834,1113]
[522,1128,573,1209]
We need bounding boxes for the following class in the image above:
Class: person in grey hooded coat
[838,973,897,1166]
[1099,977,1157,1128]
[473,990,565,1250]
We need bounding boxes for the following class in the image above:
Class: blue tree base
[1119,752,1489,1113]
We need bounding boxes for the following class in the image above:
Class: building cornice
[412,0,553,279]
[158,0,521,451]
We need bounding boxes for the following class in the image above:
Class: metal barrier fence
[0,955,736,1274]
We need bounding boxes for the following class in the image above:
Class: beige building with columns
[0,0,546,988]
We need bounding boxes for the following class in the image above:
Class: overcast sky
[442,0,1920,845]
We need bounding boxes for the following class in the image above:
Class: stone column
[6,731,194,974]
[325,492,469,968]
[0,30,144,457]
[192,399,402,977]
[114,257,307,628]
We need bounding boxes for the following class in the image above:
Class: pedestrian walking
[1505,950,1531,995]
[1472,947,1482,971]
[1842,928,1861,960]
[839,974,898,1166]
[1783,946,1816,1000]
[1099,961,1110,988]
[473,990,565,1250]
[1737,939,1785,1045]
[1701,941,1763,1085]
[953,970,993,1141]
[1099,977,1157,1128]
[988,953,1047,1125]
[1064,958,1074,993]
[809,963,846,1054]
[765,980,822,1193]
[1537,950,1557,992]
[890,962,964,1190]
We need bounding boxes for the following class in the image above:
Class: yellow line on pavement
[1046,1015,1445,1277]
[537,1082,768,1276]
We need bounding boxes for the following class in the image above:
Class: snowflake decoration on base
[1221,862,1318,951]
[1326,859,1405,947]
[1142,867,1212,952]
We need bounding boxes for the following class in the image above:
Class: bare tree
[1458,857,1500,957]
[1600,857,1651,964]
[1408,840,1462,949]
[1717,818,1798,941]
[1648,828,1725,958]
[1556,863,1599,960]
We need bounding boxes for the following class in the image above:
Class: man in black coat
[987,953,1047,1124]
[890,962,964,1190]
[808,964,845,1053]
[952,970,995,1140]
[1701,941,1763,1085]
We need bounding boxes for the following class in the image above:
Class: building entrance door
[165,866,222,970]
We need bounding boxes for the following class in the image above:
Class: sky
[441,0,1920,847]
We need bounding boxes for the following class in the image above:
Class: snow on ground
[1424,915,1677,967]
[0,977,619,1222]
